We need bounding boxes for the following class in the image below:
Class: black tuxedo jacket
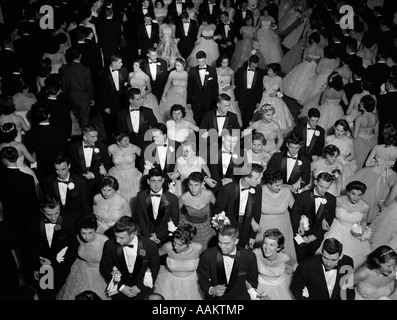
[187,65,219,123]
[377,91,397,136]
[364,62,391,92]
[116,106,158,149]
[138,139,182,184]
[137,22,160,55]
[266,1,279,24]
[234,9,254,31]
[214,22,237,57]
[99,66,129,114]
[266,151,311,189]
[42,173,91,220]
[166,2,187,20]
[97,18,122,60]
[143,58,168,102]
[290,254,355,300]
[175,19,199,59]
[345,53,363,74]
[200,109,240,136]
[213,182,262,246]
[284,124,325,161]
[290,190,336,262]
[81,38,104,76]
[134,5,156,23]
[28,213,79,291]
[45,95,72,140]
[198,0,222,24]
[198,246,258,300]
[0,48,19,80]
[136,189,179,241]
[100,235,160,300]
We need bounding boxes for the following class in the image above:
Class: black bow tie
[149,61,157,64]
[222,150,232,154]
[287,155,297,160]
[241,187,250,191]
[150,193,161,197]
[84,145,94,149]
[224,23,230,25]
[184,21,190,24]
[307,127,315,130]
[199,67,206,70]
[44,219,55,225]
[315,195,325,199]
[130,108,140,112]
[217,114,226,118]
[325,266,338,272]
[145,23,151,26]
[242,9,247,12]
[247,68,254,72]
[58,179,70,184]
[111,69,117,72]
[224,253,236,258]
[158,144,167,147]
[126,244,134,248]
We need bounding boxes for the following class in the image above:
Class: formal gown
[56,233,110,300]
[255,185,297,262]
[354,125,378,170]
[325,135,358,192]
[320,207,371,270]
[157,25,183,70]
[317,98,345,135]
[217,73,242,126]
[349,148,397,224]
[108,153,142,203]
[259,76,294,136]
[254,251,293,300]
[154,257,204,300]
[371,200,397,250]
[355,279,397,300]
[256,20,283,68]
[278,8,300,35]
[311,158,343,197]
[130,76,162,122]
[93,205,126,235]
[166,119,194,143]
[230,26,256,72]
[179,203,216,251]
[187,27,220,67]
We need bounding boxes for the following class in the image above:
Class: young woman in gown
[334,54,352,86]
[253,228,297,300]
[325,119,358,193]
[178,172,216,252]
[353,246,397,300]
[160,58,195,123]
[0,95,30,142]
[166,104,198,143]
[187,14,219,68]
[154,0,168,25]
[243,104,284,155]
[216,55,242,126]
[349,124,397,224]
[157,17,183,70]
[93,176,132,235]
[154,224,204,300]
[230,16,256,72]
[246,132,272,170]
[258,63,294,137]
[352,95,379,170]
[107,130,142,204]
[319,181,371,270]
[128,59,161,122]
[254,169,297,262]
[57,215,110,300]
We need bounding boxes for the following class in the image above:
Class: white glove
[248,288,259,300]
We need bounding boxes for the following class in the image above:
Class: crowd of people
[1,0,397,301]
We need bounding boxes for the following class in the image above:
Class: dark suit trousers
[238,91,258,128]
[69,92,91,127]
[112,286,152,300]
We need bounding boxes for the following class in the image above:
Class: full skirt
[108,165,142,203]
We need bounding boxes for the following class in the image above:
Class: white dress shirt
[209,2,214,14]
[199,68,206,85]
[156,140,168,170]
[216,111,227,136]
[150,189,163,220]
[322,264,337,298]
[149,59,157,81]
[239,180,250,216]
[223,249,236,283]
[45,223,56,248]
[183,21,190,35]
[221,148,232,176]
[247,68,254,89]
[224,23,230,38]
[242,10,247,19]
[145,24,152,39]
[314,190,324,214]
[130,108,140,133]
[123,236,138,273]
[57,173,71,206]
[176,3,183,15]
[286,153,297,182]
[306,124,315,147]
[111,67,120,91]
[83,142,94,168]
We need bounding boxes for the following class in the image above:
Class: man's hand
[83,171,95,180]
[129,285,141,297]
[307,235,316,243]
[39,257,51,266]
[138,49,141,56]
[121,285,135,298]
[297,223,305,236]
[167,172,180,180]
[33,271,39,281]
[322,219,330,231]
[210,284,226,297]
[247,238,255,249]
[204,177,217,188]
[227,41,232,46]
[90,100,95,106]
[221,178,233,186]
[150,234,161,244]
[221,44,227,48]
[104,108,111,114]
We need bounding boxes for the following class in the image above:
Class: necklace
[347,199,358,207]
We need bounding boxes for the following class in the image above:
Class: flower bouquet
[106,266,122,297]
[351,222,372,241]
[168,181,177,196]
[330,168,341,181]
[300,215,310,232]
[211,211,230,230]
[257,292,271,300]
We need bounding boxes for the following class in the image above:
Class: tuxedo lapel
[233,182,240,222]
[280,154,288,182]
[116,243,129,276]
[225,249,240,293]
[316,201,326,222]
[108,69,117,91]
[126,109,134,133]
[224,113,231,130]
[217,147,224,178]
[309,191,316,221]
[156,194,167,225]
[53,179,61,202]
[78,145,88,172]
[129,238,144,281]
[39,219,50,252]
[64,176,74,208]
[288,156,301,184]
[195,67,203,89]
[145,192,155,224]
[203,69,209,88]
[252,70,258,88]
[307,127,318,155]
[216,250,227,285]
[315,260,331,298]
[302,127,308,152]
[243,70,247,89]
[212,111,219,131]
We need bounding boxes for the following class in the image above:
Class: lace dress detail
[317,98,345,135]
[93,206,126,234]
[371,200,397,250]
[156,25,182,69]
[355,279,396,300]
[187,27,220,67]
[354,125,378,170]
[256,20,283,68]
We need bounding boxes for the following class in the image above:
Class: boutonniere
[157,62,161,66]
[139,249,146,257]
[94,148,100,153]
[314,130,320,136]
[232,154,238,159]
[168,146,174,153]
[300,215,310,231]
[54,215,63,232]
[208,77,213,80]
[205,71,209,75]
[67,182,75,190]
[297,160,302,166]
[162,199,169,206]
[319,198,327,205]
[249,188,255,194]
[302,287,309,298]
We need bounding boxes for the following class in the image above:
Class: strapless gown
[166,119,193,143]
[317,98,345,136]
[355,279,396,300]
[320,208,371,269]
[187,29,219,67]
[93,206,126,234]
[354,126,378,170]
[179,203,216,251]
[256,20,283,68]
[154,257,204,300]
[230,26,256,72]
[108,153,141,203]
[371,200,397,250]
[218,74,242,126]
[156,26,182,70]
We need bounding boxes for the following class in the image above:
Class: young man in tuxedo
[137,14,160,58]
[215,11,237,60]
[138,123,182,185]
[97,8,122,66]
[187,50,219,125]
[266,133,311,196]
[136,168,179,246]
[99,54,129,142]
[175,12,199,59]
[234,54,265,128]
[100,216,160,300]
[198,224,259,300]
[167,0,186,20]
[213,164,263,249]
[285,108,325,162]
[28,194,79,300]
[364,50,391,94]
[116,88,158,149]
[233,0,254,31]
[143,48,168,104]
[290,172,336,263]
[377,77,397,136]
[290,238,355,300]
[198,0,221,24]
[69,124,112,200]
[41,153,91,221]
